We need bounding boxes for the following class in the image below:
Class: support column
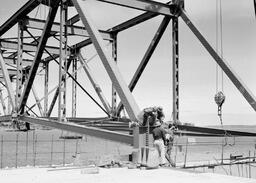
[44,62,49,117]
[0,90,7,115]
[111,33,117,117]
[16,21,24,114]
[59,0,68,122]
[47,59,73,117]
[72,58,77,117]
[172,17,179,124]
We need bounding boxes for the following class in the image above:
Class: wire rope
[215,0,233,147]
[219,0,224,92]
[216,0,224,92]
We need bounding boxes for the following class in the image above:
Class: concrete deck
[0,166,255,183]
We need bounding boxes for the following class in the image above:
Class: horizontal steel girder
[138,125,256,136]
[96,0,175,16]
[25,18,112,40]
[177,124,256,136]
[41,7,165,62]
[0,40,70,55]
[19,116,133,144]
[0,67,21,76]
[109,12,158,33]
[0,115,12,122]
[4,14,81,61]
[3,57,34,67]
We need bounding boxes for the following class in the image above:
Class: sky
[0,0,256,126]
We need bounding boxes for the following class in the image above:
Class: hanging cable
[215,0,225,126]
[215,0,224,92]
[219,0,224,92]
[215,1,234,147]
[215,0,219,93]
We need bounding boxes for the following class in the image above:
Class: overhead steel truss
[0,0,255,157]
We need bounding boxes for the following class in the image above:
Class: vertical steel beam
[59,0,68,122]
[19,1,59,113]
[47,59,73,117]
[0,53,15,111]
[44,62,49,117]
[16,21,24,114]
[111,33,117,117]
[72,58,77,117]
[0,90,7,115]
[172,17,179,124]
[32,86,43,116]
[72,0,140,121]
[180,10,256,112]
[77,53,111,114]
[116,16,171,115]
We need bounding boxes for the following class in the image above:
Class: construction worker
[164,121,176,167]
[137,106,164,126]
[152,120,167,166]
[141,107,157,126]
[130,106,165,128]
[156,106,165,123]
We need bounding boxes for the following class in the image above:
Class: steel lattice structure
[0,0,256,162]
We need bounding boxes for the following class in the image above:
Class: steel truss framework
[0,0,255,156]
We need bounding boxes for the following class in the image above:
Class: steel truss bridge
[0,0,256,158]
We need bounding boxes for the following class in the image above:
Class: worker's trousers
[153,139,165,165]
